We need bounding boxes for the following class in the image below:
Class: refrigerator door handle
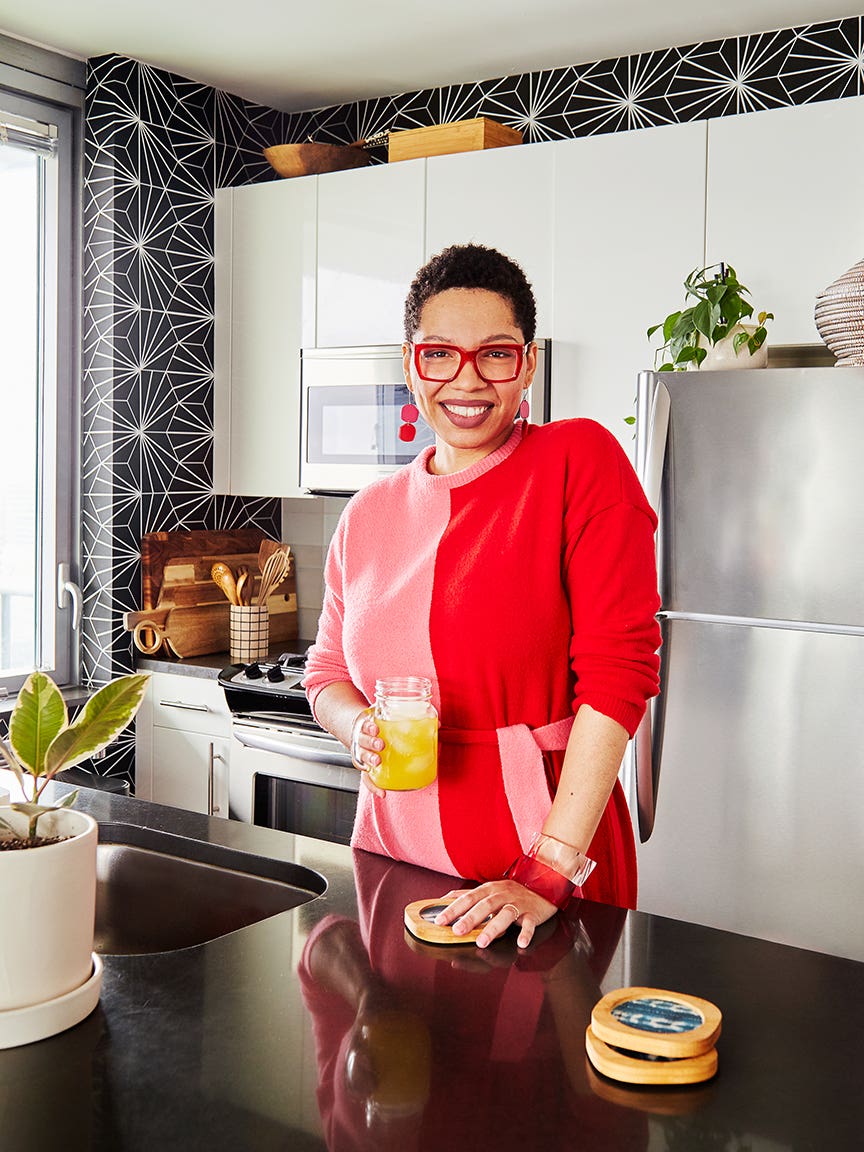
[642,377,671,514]
[634,371,671,843]
[634,615,670,843]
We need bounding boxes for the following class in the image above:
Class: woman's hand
[349,708,387,798]
[434,881,557,950]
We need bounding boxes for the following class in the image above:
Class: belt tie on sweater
[440,716,574,852]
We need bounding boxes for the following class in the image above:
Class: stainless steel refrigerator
[629,367,864,962]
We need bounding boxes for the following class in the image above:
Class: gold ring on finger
[501,903,521,919]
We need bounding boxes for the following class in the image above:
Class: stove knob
[245,662,263,679]
[266,666,285,683]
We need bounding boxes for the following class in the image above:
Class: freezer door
[657,367,864,625]
[636,618,864,962]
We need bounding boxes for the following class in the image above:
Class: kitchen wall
[78,14,863,782]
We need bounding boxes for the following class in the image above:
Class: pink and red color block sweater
[304,419,661,908]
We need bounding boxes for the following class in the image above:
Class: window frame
[0,84,81,694]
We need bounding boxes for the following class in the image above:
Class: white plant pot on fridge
[696,323,768,370]
[0,807,102,1049]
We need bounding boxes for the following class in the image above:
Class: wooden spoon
[211,561,239,606]
[257,539,282,573]
[236,566,250,606]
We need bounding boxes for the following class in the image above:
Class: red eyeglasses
[412,342,528,383]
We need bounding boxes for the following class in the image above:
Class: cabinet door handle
[208,743,224,815]
[159,700,210,713]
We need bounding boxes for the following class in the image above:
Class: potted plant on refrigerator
[0,670,148,1048]
[647,263,774,371]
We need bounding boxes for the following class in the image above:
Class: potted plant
[648,263,774,371]
[0,670,148,1048]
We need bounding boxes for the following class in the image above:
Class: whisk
[257,547,292,605]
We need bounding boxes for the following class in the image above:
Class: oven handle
[232,724,354,769]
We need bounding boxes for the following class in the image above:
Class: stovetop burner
[219,651,316,724]
[221,651,307,692]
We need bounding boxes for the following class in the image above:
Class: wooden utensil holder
[229,605,269,663]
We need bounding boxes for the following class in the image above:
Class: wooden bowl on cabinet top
[263,142,371,178]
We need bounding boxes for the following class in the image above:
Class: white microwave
[300,342,550,495]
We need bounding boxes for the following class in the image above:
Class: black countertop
[135,640,317,679]
[2,783,861,1152]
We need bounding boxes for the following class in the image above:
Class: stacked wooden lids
[586,987,721,1085]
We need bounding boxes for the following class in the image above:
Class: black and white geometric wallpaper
[279,15,863,147]
[80,14,863,782]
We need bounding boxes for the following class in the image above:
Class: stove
[219,652,318,729]
[219,651,358,843]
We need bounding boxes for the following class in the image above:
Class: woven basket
[815,258,864,366]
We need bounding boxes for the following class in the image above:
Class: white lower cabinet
[135,672,231,817]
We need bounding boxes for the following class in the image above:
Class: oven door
[229,721,359,845]
[300,345,435,494]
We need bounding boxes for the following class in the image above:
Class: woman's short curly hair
[403,243,536,343]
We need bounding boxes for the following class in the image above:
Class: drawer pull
[159,700,210,713]
[208,743,225,815]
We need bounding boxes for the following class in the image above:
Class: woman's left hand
[434,881,557,950]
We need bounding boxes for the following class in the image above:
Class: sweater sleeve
[302,513,353,720]
[562,430,662,737]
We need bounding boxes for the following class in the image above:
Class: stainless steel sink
[94,822,325,955]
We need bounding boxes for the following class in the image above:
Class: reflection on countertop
[1,779,861,1151]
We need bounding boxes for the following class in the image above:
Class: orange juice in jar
[370,677,438,791]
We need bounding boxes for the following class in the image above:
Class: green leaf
[658,363,674,371]
[675,345,700,363]
[43,673,149,777]
[758,311,774,324]
[750,326,768,350]
[694,347,708,366]
[8,672,68,778]
[623,415,636,425]
[56,789,79,809]
[692,300,714,340]
[733,330,750,353]
[662,311,682,342]
[647,323,663,340]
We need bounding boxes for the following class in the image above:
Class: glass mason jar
[369,677,438,791]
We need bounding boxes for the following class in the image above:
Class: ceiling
[0,1,860,113]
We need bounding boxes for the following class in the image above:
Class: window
[0,91,79,694]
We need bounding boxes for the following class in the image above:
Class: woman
[304,244,661,950]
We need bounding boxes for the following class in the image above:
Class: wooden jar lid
[591,986,722,1058]
[404,898,485,945]
[585,1026,719,1086]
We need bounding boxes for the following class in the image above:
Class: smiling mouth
[442,402,492,418]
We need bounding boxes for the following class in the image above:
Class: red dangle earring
[399,398,419,442]
[517,392,529,421]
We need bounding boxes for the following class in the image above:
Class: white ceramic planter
[0,808,98,1012]
[696,323,769,370]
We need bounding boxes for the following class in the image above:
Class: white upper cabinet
[214,178,316,497]
[316,160,426,348]
[551,121,707,451]
[706,95,864,346]
[425,143,555,336]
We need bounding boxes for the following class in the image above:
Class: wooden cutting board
[141,529,270,611]
[128,540,298,658]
